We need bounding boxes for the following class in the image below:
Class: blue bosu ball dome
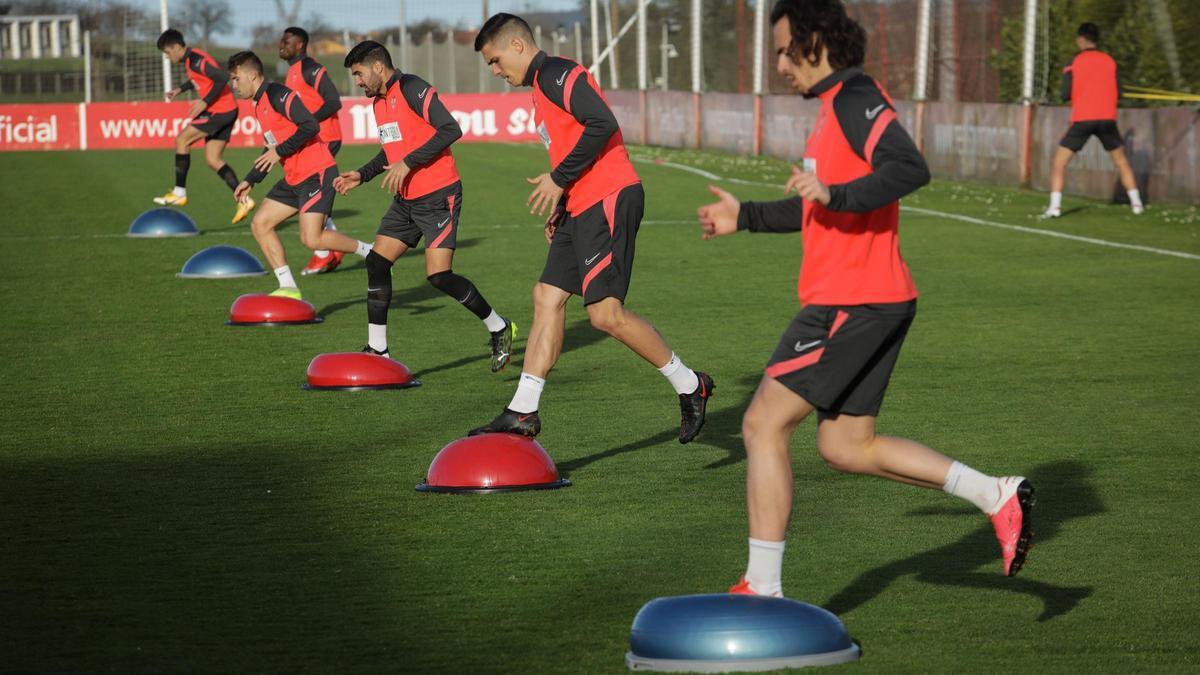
[128,208,199,237]
[178,245,266,278]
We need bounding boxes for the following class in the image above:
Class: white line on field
[633,156,1200,262]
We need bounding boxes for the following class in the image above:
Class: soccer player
[155,29,255,224]
[278,26,348,276]
[225,51,372,300]
[469,14,713,442]
[332,41,514,370]
[1043,22,1143,218]
[696,0,1034,596]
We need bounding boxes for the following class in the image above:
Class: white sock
[173,186,186,197]
[314,249,330,257]
[745,538,785,597]
[355,240,373,258]
[368,323,388,353]
[508,372,545,413]
[1049,191,1062,210]
[658,353,700,395]
[274,265,297,289]
[1127,189,1143,208]
[943,461,1003,514]
[325,217,338,232]
[483,310,506,333]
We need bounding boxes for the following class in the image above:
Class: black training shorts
[264,165,337,216]
[191,109,238,143]
[765,301,916,420]
[377,181,462,249]
[1060,120,1123,152]
[540,182,643,305]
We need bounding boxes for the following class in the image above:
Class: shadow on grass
[823,460,1100,622]
[409,318,608,381]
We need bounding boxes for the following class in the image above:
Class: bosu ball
[226,293,322,326]
[626,594,860,671]
[416,434,571,494]
[304,352,421,391]
[177,245,267,278]
[128,208,199,237]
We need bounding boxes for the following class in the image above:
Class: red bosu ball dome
[226,293,322,326]
[303,352,421,390]
[416,434,571,493]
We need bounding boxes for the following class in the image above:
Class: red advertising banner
[0,92,540,152]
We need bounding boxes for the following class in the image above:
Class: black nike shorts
[377,181,462,249]
[1060,120,1123,152]
[540,182,642,305]
[264,165,337,216]
[191,109,238,143]
[765,301,917,420]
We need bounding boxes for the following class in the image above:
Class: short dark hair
[1077,22,1100,44]
[156,28,185,50]
[227,50,264,75]
[474,12,534,52]
[769,0,866,70]
[344,40,393,69]
[283,26,309,46]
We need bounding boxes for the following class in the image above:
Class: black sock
[366,251,393,325]
[216,164,239,191]
[427,270,493,321]
[174,153,190,189]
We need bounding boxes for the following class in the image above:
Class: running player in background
[1043,22,1143,218]
[155,29,255,224]
[697,0,1034,597]
[333,41,514,370]
[470,14,713,442]
[278,26,349,276]
[225,51,372,300]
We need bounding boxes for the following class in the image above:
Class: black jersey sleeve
[399,74,462,168]
[179,80,196,93]
[826,76,930,213]
[736,197,804,233]
[1061,62,1073,102]
[196,57,230,107]
[243,148,271,186]
[357,149,389,183]
[302,58,342,122]
[267,84,318,157]
[537,60,620,188]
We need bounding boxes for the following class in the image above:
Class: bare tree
[273,0,303,26]
[186,0,233,49]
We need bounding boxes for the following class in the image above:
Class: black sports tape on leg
[174,153,191,189]
[217,164,239,191]
[427,270,493,320]
[366,251,394,325]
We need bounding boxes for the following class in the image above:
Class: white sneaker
[1131,204,1144,215]
[1040,207,1061,219]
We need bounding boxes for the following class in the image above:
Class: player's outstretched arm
[350,149,388,189]
[698,185,741,240]
[701,183,803,236]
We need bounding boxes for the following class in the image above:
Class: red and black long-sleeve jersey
[737,67,928,306]
[1061,48,1120,122]
[178,48,237,114]
[243,81,334,186]
[285,55,342,143]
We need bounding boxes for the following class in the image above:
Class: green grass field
[2,142,1198,673]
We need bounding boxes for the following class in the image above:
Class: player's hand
[165,87,181,102]
[233,181,252,203]
[544,200,566,245]
[784,166,830,206]
[380,162,410,194]
[697,185,741,240]
[334,170,362,195]
[253,148,281,173]
[526,173,564,217]
[186,99,206,121]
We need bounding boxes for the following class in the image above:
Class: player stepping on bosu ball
[695,0,1033,595]
[333,41,515,371]
[225,50,374,301]
[278,26,351,276]
[154,29,255,224]
[469,14,714,443]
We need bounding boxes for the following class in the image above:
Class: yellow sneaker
[269,287,302,300]
[153,191,188,206]
[233,197,256,224]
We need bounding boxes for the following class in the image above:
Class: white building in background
[0,15,82,60]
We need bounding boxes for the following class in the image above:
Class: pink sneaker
[727,578,782,597]
[989,477,1035,576]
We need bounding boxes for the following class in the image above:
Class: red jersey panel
[254,84,334,185]
[185,48,236,114]
[1064,50,1118,122]
[285,57,341,143]
[372,75,460,199]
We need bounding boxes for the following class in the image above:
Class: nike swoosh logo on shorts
[308,189,320,197]
[436,218,449,228]
[794,339,822,352]
[585,252,603,265]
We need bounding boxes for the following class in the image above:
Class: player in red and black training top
[470,14,713,443]
[225,51,373,300]
[155,29,253,224]
[278,26,349,276]
[332,41,514,372]
[696,0,1033,597]
[1043,22,1143,218]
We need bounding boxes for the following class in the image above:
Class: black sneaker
[362,345,390,358]
[469,408,541,437]
[678,371,715,444]
[489,319,517,373]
